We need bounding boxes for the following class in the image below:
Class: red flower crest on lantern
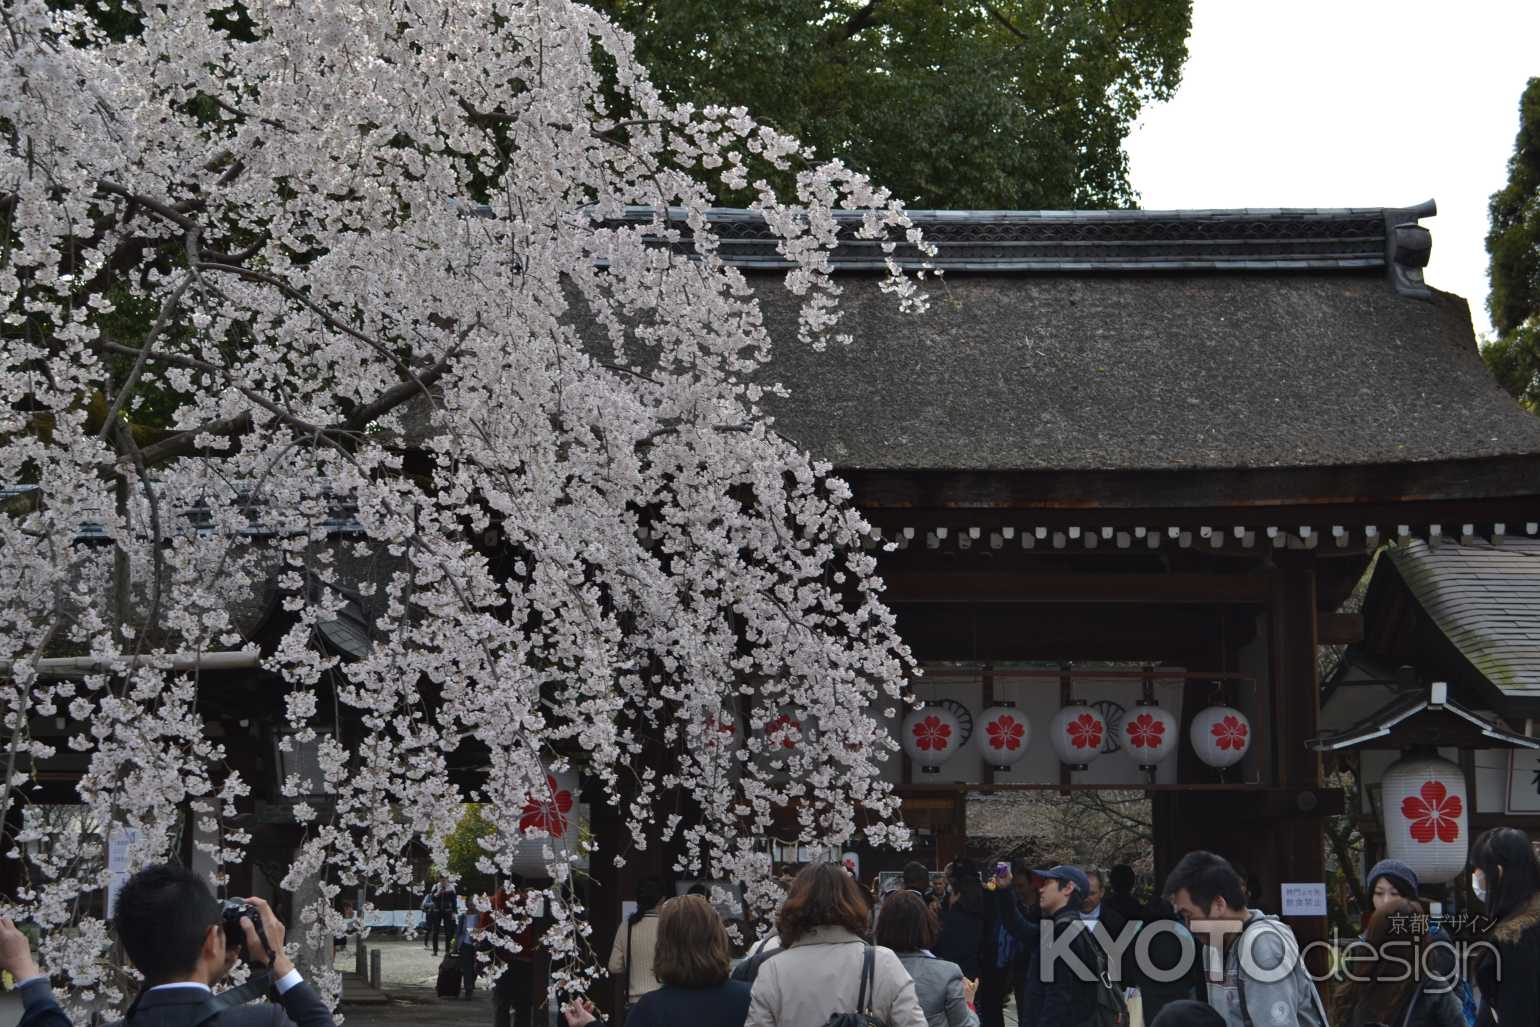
[765,714,800,750]
[1210,715,1249,751]
[985,715,1025,751]
[1125,713,1166,750]
[1401,780,1463,844]
[1067,712,1103,750]
[911,715,953,752]
[519,776,574,836]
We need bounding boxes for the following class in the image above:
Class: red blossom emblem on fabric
[1210,715,1249,751]
[703,713,736,749]
[911,715,953,752]
[765,714,800,750]
[1401,780,1463,844]
[1067,712,1103,750]
[985,715,1025,751]
[518,776,573,836]
[1124,713,1166,750]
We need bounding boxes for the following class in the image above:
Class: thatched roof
[753,270,1539,473]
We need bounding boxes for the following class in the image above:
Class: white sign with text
[1280,881,1328,917]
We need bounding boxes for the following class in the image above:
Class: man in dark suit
[1082,867,1131,986]
[109,863,334,1027]
[429,875,457,957]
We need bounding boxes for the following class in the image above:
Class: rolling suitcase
[436,953,462,997]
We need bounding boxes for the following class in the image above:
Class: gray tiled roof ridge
[601,200,1436,274]
[665,204,1421,221]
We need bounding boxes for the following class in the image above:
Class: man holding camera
[108,863,334,1027]
[0,864,333,1027]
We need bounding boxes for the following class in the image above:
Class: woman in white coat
[748,862,927,1027]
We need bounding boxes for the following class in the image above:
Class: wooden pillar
[586,775,630,1023]
[933,791,969,870]
[0,799,23,901]
[1268,558,1328,974]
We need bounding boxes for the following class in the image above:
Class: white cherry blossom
[1,0,929,1012]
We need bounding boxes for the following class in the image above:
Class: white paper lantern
[1050,702,1107,769]
[1189,705,1251,769]
[900,705,963,774]
[1382,752,1468,885]
[974,704,1031,771]
[1121,702,1179,769]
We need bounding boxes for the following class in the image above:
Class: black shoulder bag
[731,934,782,985]
[822,944,889,1027]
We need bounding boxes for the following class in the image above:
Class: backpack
[1232,916,1330,1027]
[822,944,889,1027]
[1079,928,1130,1027]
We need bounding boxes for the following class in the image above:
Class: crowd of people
[1,828,1538,1027]
[563,830,1540,1027]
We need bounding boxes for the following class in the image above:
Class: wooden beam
[844,459,1540,513]
[882,571,1270,604]
[1,650,261,676]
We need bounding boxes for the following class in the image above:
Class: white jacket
[607,911,662,1001]
[747,925,927,1027]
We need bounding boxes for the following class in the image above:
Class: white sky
[1124,1,1540,337]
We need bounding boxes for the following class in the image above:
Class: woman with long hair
[876,889,979,1027]
[747,861,926,1027]
[1331,897,1462,1027]
[566,895,751,1027]
[932,861,991,983]
[607,877,666,1007]
[1470,827,1540,1027]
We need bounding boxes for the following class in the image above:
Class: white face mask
[1472,870,1488,903]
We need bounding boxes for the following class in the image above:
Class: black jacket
[1476,893,1540,1027]
[623,980,752,1027]
[1343,977,1464,1027]
[1103,891,1146,926]
[995,892,1096,1027]
[108,978,336,1027]
[934,900,992,980]
[1131,915,1203,1024]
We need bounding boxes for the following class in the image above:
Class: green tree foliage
[1483,77,1540,412]
[445,804,498,894]
[590,0,1192,210]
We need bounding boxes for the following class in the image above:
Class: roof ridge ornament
[1384,199,1436,300]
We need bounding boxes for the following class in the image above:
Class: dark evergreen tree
[1483,77,1540,412]
[590,0,1193,210]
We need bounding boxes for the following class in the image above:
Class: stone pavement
[336,936,562,1027]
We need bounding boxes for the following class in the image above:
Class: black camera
[220,899,273,962]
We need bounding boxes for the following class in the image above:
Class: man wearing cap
[991,863,1099,1027]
